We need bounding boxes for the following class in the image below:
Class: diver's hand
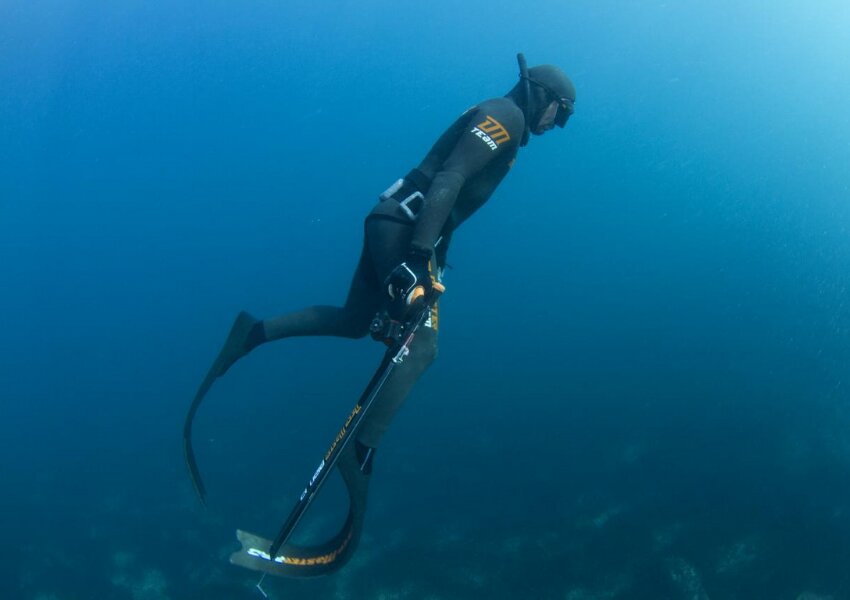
[385,248,433,319]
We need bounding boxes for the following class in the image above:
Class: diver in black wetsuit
[189,55,576,577]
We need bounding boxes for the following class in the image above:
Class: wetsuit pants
[261,214,439,449]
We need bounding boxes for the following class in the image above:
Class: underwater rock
[651,522,684,552]
[715,536,759,574]
[565,589,597,600]
[575,505,626,530]
[665,557,710,600]
[111,567,170,600]
[112,550,136,570]
[563,572,633,600]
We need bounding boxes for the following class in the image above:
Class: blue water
[2,1,849,598]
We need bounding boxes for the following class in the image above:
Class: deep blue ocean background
[2,1,849,599]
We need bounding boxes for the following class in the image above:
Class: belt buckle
[398,191,424,220]
[380,178,404,201]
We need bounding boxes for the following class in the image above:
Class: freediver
[187,55,576,576]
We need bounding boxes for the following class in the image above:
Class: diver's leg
[262,242,380,342]
[357,323,438,448]
[319,323,436,573]
[204,242,380,382]
[354,216,440,448]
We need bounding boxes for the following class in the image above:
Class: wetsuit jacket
[371,97,526,265]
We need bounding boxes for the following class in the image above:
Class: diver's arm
[410,101,523,254]
[409,170,465,254]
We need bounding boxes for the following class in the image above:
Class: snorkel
[515,54,575,138]
[517,52,531,146]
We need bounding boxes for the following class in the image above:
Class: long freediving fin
[183,311,260,505]
[234,286,443,576]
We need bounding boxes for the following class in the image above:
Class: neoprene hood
[512,54,575,144]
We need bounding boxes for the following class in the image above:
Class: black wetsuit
[208,96,527,576]
[263,96,525,382]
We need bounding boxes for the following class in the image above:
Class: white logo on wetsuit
[471,116,510,152]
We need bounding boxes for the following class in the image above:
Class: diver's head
[525,64,575,135]
[510,55,575,143]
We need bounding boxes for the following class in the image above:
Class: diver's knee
[331,305,374,339]
[343,319,372,339]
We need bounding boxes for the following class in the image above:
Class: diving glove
[385,248,434,319]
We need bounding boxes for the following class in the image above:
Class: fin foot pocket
[213,311,262,377]
[230,511,358,578]
[231,444,370,578]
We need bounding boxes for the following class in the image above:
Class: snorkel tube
[517,52,531,146]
